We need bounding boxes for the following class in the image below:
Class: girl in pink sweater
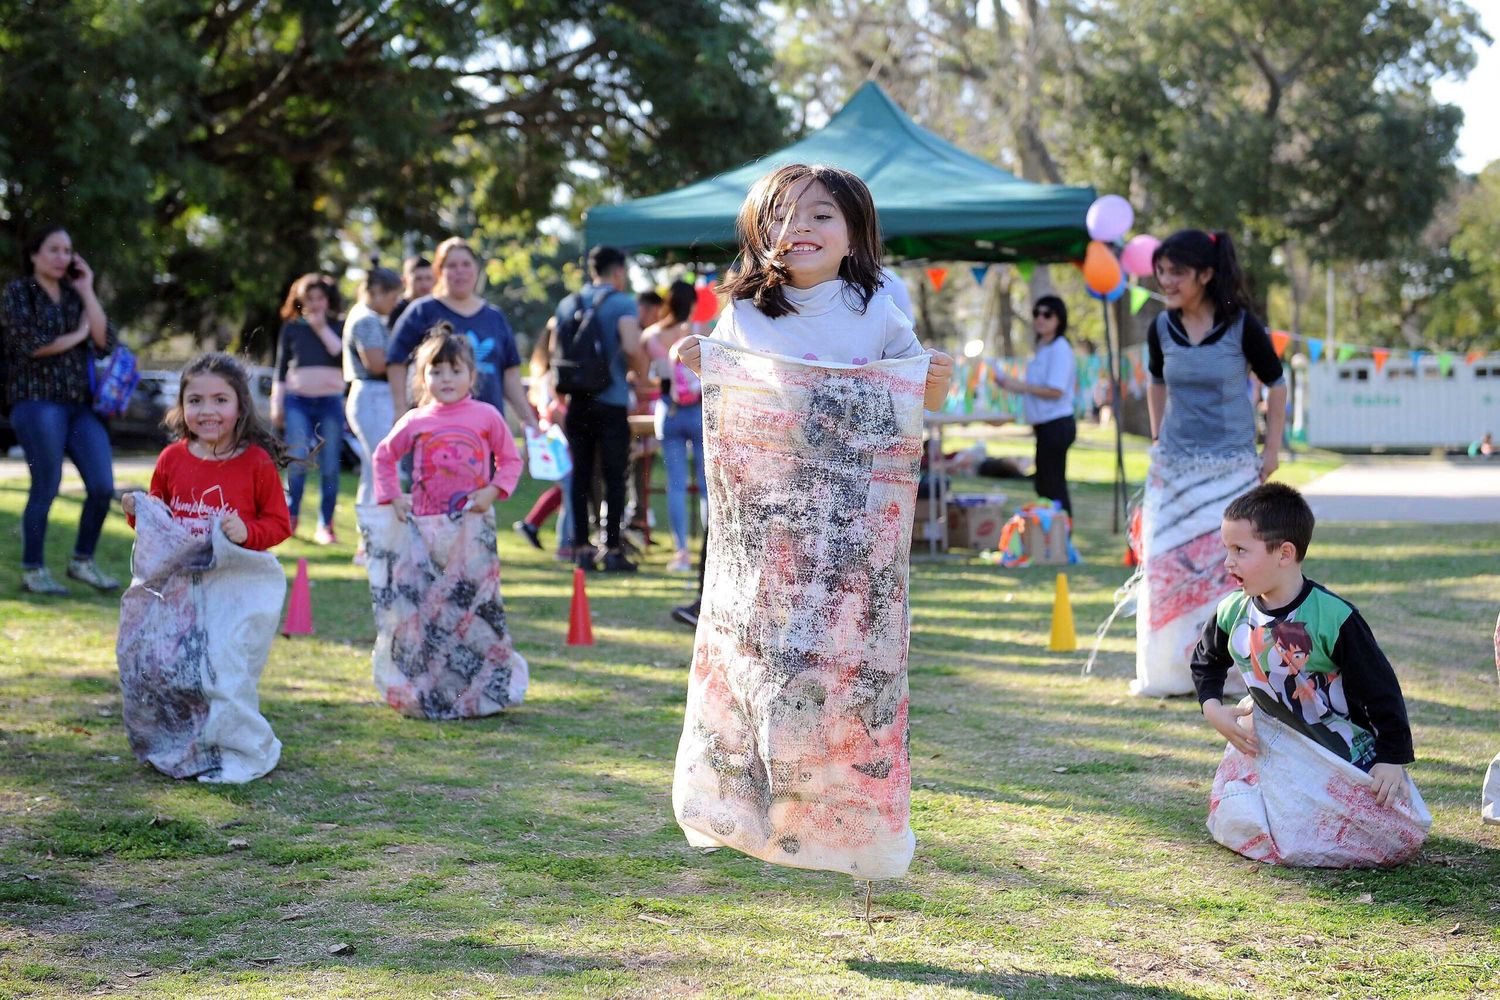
[373,323,521,520]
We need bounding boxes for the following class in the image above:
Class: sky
[1434,0,1500,173]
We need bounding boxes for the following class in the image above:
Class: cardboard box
[946,500,1008,550]
[1018,511,1071,564]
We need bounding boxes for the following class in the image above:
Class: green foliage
[1074,0,1482,306]
[0,0,786,356]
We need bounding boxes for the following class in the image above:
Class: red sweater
[131,440,292,550]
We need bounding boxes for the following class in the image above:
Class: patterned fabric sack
[1483,610,1499,825]
[358,505,528,719]
[89,344,140,418]
[116,496,284,783]
[673,339,928,880]
[1132,448,1260,696]
[1208,701,1431,867]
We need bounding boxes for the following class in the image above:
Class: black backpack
[551,286,617,396]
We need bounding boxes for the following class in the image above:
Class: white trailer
[1303,352,1500,450]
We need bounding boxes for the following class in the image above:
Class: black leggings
[1033,415,1077,515]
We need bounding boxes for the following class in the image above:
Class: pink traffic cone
[282,558,314,636]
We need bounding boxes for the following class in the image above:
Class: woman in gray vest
[1132,229,1285,697]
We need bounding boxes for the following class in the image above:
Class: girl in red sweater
[123,353,292,549]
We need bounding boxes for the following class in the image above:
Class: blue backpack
[89,345,141,418]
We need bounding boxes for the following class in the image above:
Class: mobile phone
[65,256,81,280]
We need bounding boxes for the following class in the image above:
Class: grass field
[1,425,1497,999]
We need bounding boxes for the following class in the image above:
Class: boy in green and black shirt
[1190,483,1414,807]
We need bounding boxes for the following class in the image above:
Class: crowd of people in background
[4,220,1196,604]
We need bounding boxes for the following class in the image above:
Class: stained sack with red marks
[1208,703,1431,867]
[673,339,927,880]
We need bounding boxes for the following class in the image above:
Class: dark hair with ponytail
[1151,229,1255,319]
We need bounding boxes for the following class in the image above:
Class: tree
[0,0,787,355]
[1071,0,1485,311]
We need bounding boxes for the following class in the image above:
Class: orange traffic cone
[282,558,314,636]
[566,567,594,646]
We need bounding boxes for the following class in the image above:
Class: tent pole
[1101,298,1126,534]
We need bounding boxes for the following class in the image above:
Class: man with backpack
[551,245,644,573]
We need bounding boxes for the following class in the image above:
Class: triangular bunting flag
[1270,331,1291,357]
[1121,354,1133,380]
[1437,353,1454,376]
[926,267,948,291]
[1337,346,1357,363]
[1016,261,1035,283]
[1372,348,1390,373]
[1467,350,1485,365]
[1307,338,1324,363]
[1129,286,1151,315]
[1410,350,1425,372]
[970,265,990,287]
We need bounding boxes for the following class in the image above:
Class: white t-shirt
[878,267,914,323]
[1022,335,1077,425]
[707,280,924,365]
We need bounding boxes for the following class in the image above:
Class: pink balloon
[1086,194,1134,243]
[1120,234,1161,278]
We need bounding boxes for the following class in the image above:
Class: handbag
[89,344,140,418]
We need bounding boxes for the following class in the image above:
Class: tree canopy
[0,0,785,354]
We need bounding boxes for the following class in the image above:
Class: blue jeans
[284,393,343,526]
[659,401,705,551]
[12,400,115,568]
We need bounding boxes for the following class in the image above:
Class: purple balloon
[1120,234,1161,278]
[1086,195,1134,243]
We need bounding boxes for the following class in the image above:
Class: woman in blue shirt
[384,238,534,431]
[998,295,1077,514]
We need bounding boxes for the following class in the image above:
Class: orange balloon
[1082,241,1123,296]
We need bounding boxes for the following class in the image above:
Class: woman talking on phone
[1,224,120,595]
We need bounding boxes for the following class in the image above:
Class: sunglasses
[1032,308,1055,319]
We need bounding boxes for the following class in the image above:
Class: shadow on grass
[848,960,1200,999]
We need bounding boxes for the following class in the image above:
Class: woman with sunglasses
[997,295,1077,514]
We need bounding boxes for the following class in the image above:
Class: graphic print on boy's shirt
[410,427,490,516]
[1228,601,1372,768]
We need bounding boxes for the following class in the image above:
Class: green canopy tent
[583,81,1096,263]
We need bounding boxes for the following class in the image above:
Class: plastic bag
[525,424,572,481]
[1207,702,1431,867]
[116,496,284,783]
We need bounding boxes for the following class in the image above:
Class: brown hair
[1270,619,1312,655]
[165,353,289,466]
[721,163,884,320]
[278,273,338,322]
[410,322,477,404]
[431,237,481,299]
[361,266,402,297]
[1224,482,1315,561]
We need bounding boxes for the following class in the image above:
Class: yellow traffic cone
[1049,572,1077,652]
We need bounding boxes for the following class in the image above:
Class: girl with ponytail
[1120,229,1287,698]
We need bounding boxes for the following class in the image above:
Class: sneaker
[670,601,700,628]
[553,546,575,563]
[22,567,70,595]
[601,549,638,573]
[575,546,600,573]
[667,550,694,573]
[513,520,543,550]
[67,558,119,592]
[314,523,337,546]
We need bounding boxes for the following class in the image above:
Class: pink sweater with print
[373,398,522,516]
